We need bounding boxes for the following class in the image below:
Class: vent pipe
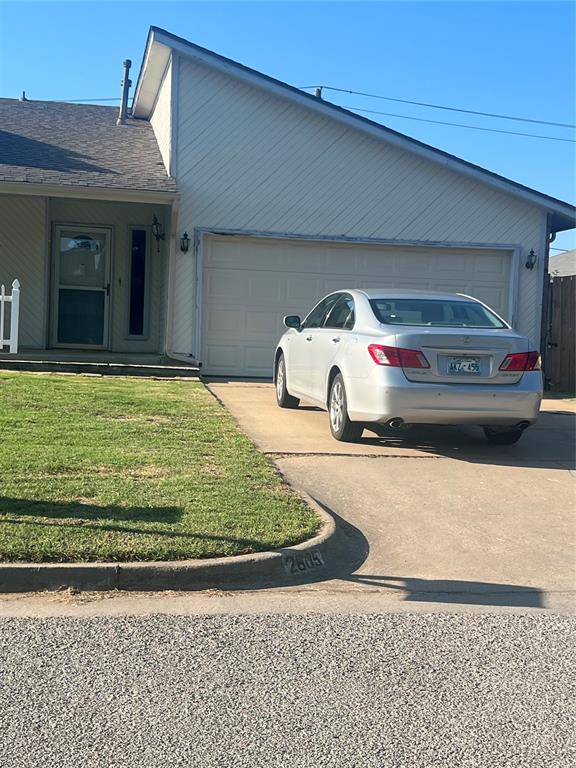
[314,87,323,99]
[116,59,132,126]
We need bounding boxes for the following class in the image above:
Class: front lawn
[0,372,319,562]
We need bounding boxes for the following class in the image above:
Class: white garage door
[201,236,512,376]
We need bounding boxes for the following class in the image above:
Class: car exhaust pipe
[515,421,530,431]
[387,418,405,430]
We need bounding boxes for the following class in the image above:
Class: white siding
[150,58,172,174]
[171,54,546,354]
[48,198,170,353]
[0,194,47,347]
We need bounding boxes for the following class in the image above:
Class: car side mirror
[284,315,301,329]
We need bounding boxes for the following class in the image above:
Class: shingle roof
[549,250,576,277]
[0,98,177,194]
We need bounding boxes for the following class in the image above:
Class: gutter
[0,181,178,205]
[540,212,554,389]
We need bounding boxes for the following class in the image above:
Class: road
[1,613,574,768]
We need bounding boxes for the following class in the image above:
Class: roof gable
[133,26,575,232]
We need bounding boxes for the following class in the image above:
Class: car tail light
[368,344,430,369]
[499,351,541,372]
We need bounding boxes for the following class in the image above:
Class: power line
[550,247,572,252]
[339,104,576,143]
[55,97,120,103]
[301,86,575,129]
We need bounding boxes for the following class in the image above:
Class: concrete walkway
[208,381,576,612]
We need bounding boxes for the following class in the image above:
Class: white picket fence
[0,279,20,354]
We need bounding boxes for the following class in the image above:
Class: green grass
[0,372,320,562]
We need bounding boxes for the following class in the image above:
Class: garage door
[201,236,512,376]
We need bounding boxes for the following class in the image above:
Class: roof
[549,250,576,277]
[133,26,575,232]
[0,98,177,195]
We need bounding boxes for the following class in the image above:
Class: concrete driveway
[208,380,576,611]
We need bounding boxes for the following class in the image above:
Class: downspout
[539,212,553,390]
[163,197,179,358]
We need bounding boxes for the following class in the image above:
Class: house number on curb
[283,550,325,575]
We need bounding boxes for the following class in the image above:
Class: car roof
[351,288,476,302]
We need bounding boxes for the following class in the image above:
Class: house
[1,26,575,376]
[549,250,576,277]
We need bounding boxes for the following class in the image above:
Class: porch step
[0,358,200,379]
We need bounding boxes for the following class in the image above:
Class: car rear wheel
[275,354,300,409]
[483,427,524,445]
[329,374,363,442]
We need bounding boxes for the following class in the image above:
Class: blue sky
[1,1,574,251]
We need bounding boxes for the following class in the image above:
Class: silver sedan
[274,289,542,444]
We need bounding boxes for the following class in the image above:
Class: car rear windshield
[369,298,507,328]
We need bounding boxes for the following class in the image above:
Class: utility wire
[53,97,121,102]
[339,104,576,143]
[301,86,575,129]
[550,247,572,252]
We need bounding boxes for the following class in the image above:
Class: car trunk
[394,328,529,384]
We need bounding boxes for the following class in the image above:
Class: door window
[324,294,355,330]
[55,228,110,346]
[59,234,106,288]
[301,294,340,329]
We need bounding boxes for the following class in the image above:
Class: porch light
[525,249,537,270]
[151,215,164,253]
[180,231,190,253]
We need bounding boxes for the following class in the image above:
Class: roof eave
[0,180,178,204]
[551,212,576,233]
[132,28,172,119]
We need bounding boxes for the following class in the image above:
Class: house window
[128,229,148,337]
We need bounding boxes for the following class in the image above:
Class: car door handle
[332,337,341,343]
[305,335,313,342]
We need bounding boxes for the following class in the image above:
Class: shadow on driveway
[279,499,545,609]
[352,411,575,470]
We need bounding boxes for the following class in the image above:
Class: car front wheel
[329,373,363,442]
[275,354,300,409]
[483,426,524,445]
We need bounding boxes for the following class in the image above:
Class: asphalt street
[1,613,574,767]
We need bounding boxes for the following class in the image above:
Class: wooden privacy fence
[544,274,575,394]
[0,279,20,354]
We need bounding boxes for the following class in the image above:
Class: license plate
[448,357,481,375]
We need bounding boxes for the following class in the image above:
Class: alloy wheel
[276,360,285,399]
[330,381,344,433]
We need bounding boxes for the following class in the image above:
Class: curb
[0,495,337,593]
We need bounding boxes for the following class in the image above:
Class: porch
[0,193,175,359]
[0,349,199,378]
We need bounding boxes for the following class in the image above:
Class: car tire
[483,427,524,446]
[329,373,363,442]
[275,354,300,409]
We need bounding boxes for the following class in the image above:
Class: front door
[52,226,111,348]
